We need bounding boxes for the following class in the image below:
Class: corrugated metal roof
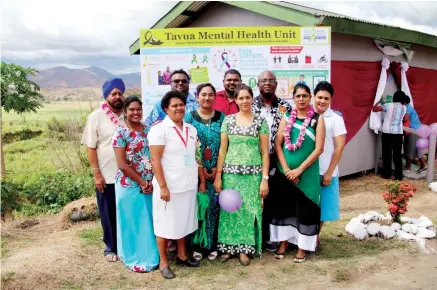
[273,1,436,37]
[186,1,209,12]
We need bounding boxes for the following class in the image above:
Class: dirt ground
[1,174,437,290]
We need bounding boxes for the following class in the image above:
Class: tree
[1,62,44,178]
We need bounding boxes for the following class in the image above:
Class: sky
[1,1,436,74]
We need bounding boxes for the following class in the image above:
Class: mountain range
[29,66,141,88]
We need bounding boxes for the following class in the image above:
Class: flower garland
[283,104,315,151]
[101,103,120,126]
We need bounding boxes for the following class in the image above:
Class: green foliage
[1,179,22,213]
[21,171,95,214]
[1,62,44,114]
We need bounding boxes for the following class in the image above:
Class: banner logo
[143,31,164,46]
[301,28,329,44]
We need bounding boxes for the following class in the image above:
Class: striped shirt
[382,103,406,134]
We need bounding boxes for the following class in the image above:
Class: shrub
[1,179,22,214]
[21,171,95,214]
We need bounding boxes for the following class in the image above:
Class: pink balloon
[219,189,242,213]
[416,137,429,150]
[416,125,431,138]
[430,123,437,136]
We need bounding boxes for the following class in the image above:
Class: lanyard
[173,126,188,148]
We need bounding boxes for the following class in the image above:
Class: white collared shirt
[319,108,347,177]
[147,116,198,193]
[81,108,125,184]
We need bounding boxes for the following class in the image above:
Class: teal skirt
[115,183,159,272]
[320,177,340,222]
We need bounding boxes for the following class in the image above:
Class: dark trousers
[262,153,277,246]
[381,133,403,180]
[96,184,117,255]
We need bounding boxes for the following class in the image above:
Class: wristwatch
[263,175,269,180]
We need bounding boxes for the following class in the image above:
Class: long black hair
[293,83,311,96]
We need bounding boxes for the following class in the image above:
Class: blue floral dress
[112,125,159,272]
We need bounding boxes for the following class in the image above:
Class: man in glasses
[213,69,241,115]
[144,69,199,129]
[82,78,126,262]
[252,70,292,253]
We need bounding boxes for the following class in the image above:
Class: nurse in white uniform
[314,81,347,243]
[148,91,206,279]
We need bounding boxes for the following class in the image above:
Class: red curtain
[393,64,437,125]
[330,61,382,143]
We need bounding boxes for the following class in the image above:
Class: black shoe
[160,267,176,279]
[176,256,200,267]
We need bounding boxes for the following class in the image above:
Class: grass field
[2,101,98,184]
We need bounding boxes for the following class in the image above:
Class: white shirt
[319,108,347,177]
[81,108,124,184]
[148,116,198,193]
[260,106,274,152]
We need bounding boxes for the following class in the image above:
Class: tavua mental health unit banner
[140,26,331,115]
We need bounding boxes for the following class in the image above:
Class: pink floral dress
[112,126,153,187]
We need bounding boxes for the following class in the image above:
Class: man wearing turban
[82,78,126,262]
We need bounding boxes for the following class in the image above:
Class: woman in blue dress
[112,96,159,272]
[185,83,225,260]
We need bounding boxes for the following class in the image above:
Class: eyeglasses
[294,94,310,99]
[259,79,276,84]
[110,92,123,96]
[172,79,188,84]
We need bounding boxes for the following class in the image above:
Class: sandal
[219,254,231,263]
[193,251,203,261]
[208,251,218,261]
[239,255,251,266]
[105,253,118,262]
[294,255,306,263]
[275,250,286,259]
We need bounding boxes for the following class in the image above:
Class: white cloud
[1,0,177,72]
[290,1,437,36]
[1,1,436,74]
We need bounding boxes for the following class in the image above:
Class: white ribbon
[369,58,390,134]
[292,123,316,141]
[401,62,413,108]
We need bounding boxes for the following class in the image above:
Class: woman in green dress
[184,83,225,260]
[264,83,325,263]
[214,84,270,266]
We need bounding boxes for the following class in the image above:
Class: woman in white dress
[148,91,206,279]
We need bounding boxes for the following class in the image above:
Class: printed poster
[140,26,331,115]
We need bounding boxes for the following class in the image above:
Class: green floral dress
[217,114,269,255]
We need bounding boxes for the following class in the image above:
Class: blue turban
[102,78,125,99]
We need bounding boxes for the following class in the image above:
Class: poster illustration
[140,26,331,116]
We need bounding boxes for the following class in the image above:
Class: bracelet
[216,170,223,173]
[91,168,100,171]
[284,168,291,173]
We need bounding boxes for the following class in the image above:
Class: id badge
[203,147,212,160]
[185,153,193,166]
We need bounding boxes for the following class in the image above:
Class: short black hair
[123,95,142,111]
[161,91,187,110]
[300,75,305,77]
[393,90,406,103]
[224,69,241,80]
[170,69,189,80]
[196,83,216,96]
[293,83,311,96]
[314,81,334,97]
[235,84,253,98]
[403,95,411,104]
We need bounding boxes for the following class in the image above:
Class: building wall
[189,2,437,176]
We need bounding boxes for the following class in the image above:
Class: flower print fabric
[112,125,153,188]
